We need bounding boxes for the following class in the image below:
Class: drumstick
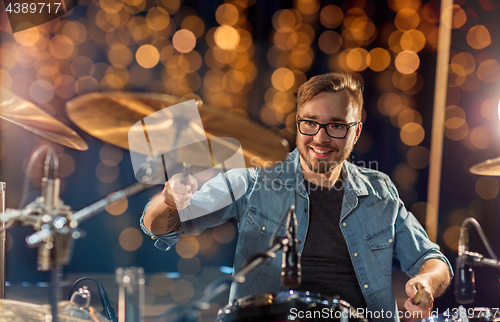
[181,162,192,185]
[412,285,425,305]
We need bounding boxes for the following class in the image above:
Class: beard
[297,141,355,174]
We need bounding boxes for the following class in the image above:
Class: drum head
[217,290,367,321]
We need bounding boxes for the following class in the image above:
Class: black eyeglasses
[296,119,359,139]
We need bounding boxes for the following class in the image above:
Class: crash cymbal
[0,87,88,150]
[66,92,290,167]
[470,156,500,176]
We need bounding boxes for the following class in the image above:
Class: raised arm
[143,173,198,235]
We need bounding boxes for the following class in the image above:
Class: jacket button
[388,239,393,243]
[364,284,369,289]
[304,208,308,213]
[342,222,346,227]
[262,226,266,231]
[354,253,358,257]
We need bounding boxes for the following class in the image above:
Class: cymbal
[470,156,500,176]
[66,92,290,167]
[0,87,88,150]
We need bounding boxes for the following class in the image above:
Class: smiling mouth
[309,146,335,155]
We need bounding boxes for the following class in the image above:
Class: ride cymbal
[66,92,290,167]
[470,156,500,176]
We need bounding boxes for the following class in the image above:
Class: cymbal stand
[0,182,5,299]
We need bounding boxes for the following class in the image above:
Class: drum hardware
[0,86,88,151]
[115,267,144,322]
[0,181,5,299]
[68,277,118,322]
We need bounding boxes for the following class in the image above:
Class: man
[141,72,452,321]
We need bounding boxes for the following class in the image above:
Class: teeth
[311,147,330,154]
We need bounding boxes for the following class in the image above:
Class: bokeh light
[171,280,194,303]
[175,236,199,259]
[475,177,499,200]
[400,122,425,146]
[212,222,236,244]
[118,227,143,251]
[150,273,174,296]
[136,45,160,69]
[467,25,491,49]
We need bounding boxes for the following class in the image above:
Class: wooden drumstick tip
[412,285,425,305]
[181,162,192,184]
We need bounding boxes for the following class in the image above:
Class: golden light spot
[108,45,133,68]
[216,3,239,26]
[467,25,491,50]
[99,144,123,166]
[100,0,123,13]
[260,106,281,127]
[214,26,239,50]
[105,197,128,216]
[181,16,205,38]
[445,105,466,129]
[62,21,87,45]
[29,80,54,103]
[448,68,466,88]
[388,30,404,53]
[54,75,76,99]
[175,236,199,259]
[171,280,194,303]
[119,227,143,251]
[469,126,492,150]
[135,45,160,69]
[400,30,426,52]
[318,30,342,55]
[397,108,422,128]
[150,273,173,296]
[272,10,298,32]
[96,10,121,32]
[388,0,420,12]
[14,27,40,46]
[271,68,295,91]
[443,226,461,250]
[480,98,500,120]
[395,50,420,74]
[451,5,467,29]
[407,146,430,169]
[477,59,500,83]
[100,74,125,91]
[95,162,120,183]
[178,257,201,277]
[0,47,16,70]
[400,122,424,146]
[450,52,476,76]
[377,92,403,116]
[203,69,224,92]
[222,70,246,93]
[366,48,391,72]
[57,154,76,178]
[392,163,418,187]
[172,29,196,53]
[320,5,343,29]
[289,48,314,70]
[445,122,468,141]
[49,35,74,60]
[157,0,180,13]
[75,76,99,95]
[346,48,368,71]
[296,0,320,15]
[475,177,499,200]
[146,7,170,31]
[394,8,420,31]
[212,222,236,244]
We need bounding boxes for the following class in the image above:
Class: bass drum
[216,290,368,322]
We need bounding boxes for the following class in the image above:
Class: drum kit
[1,86,500,321]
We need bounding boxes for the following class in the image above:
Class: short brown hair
[296,72,363,120]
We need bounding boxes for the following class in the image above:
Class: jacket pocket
[237,207,286,265]
[365,225,394,276]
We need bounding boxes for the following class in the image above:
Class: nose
[314,127,331,144]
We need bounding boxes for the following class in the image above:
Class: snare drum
[216,290,367,321]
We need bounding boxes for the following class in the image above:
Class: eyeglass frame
[296,118,360,139]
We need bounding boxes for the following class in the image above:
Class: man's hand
[404,276,434,317]
[163,173,198,210]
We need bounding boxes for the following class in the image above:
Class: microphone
[455,227,475,304]
[281,205,301,288]
[41,149,60,210]
[97,282,118,322]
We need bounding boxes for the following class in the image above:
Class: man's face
[296,91,362,174]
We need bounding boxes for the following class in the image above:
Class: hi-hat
[0,87,88,150]
[469,156,500,176]
[66,92,290,167]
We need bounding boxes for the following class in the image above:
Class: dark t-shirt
[295,178,367,310]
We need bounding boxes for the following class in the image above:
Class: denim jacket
[140,149,452,321]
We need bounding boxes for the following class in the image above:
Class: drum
[216,290,368,321]
[0,299,108,321]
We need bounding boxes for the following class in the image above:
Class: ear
[354,122,363,144]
